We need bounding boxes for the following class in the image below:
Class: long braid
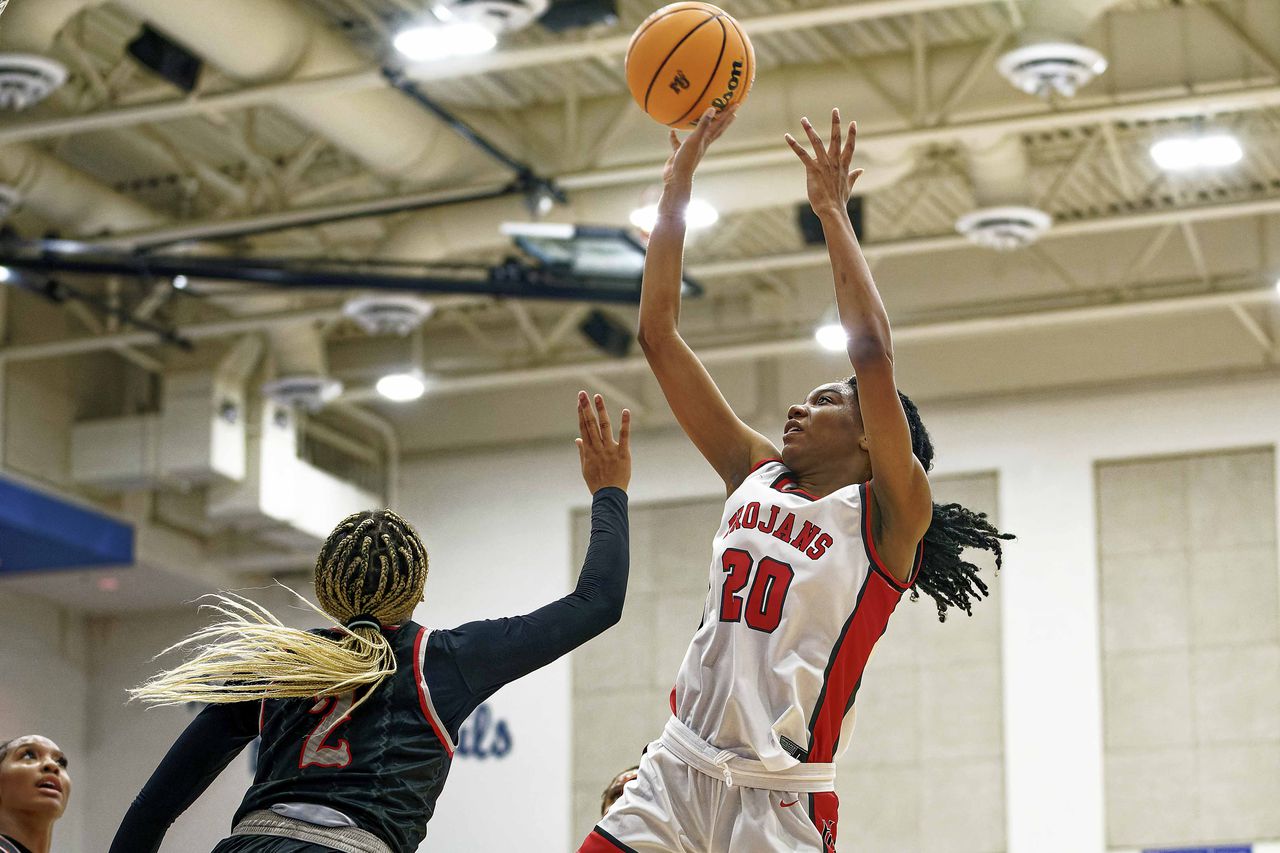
[848,377,1014,621]
[131,510,429,711]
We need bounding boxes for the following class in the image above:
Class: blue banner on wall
[1144,846,1251,853]
[0,476,134,574]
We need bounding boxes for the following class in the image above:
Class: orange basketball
[624,2,755,129]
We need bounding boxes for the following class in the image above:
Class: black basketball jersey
[0,835,33,853]
[236,622,450,853]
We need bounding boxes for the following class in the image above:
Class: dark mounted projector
[539,0,618,32]
[127,24,202,93]
[797,197,863,245]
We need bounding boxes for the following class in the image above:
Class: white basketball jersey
[672,459,922,771]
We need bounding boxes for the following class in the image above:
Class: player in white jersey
[578,107,1012,853]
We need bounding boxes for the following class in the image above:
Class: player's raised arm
[785,109,931,575]
[638,106,778,493]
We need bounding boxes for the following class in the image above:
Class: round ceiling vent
[343,295,435,337]
[441,0,550,33]
[997,42,1107,99]
[0,54,68,110]
[0,184,21,219]
[955,206,1052,251]
[262,375,343,412]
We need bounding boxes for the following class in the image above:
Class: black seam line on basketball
[642,11,717,114]
[722,13,753,95]
[805,570,872,759]
[669,15,728,127]
[626,2,691,74]
[592,826,640,853]
[861,482,915,591]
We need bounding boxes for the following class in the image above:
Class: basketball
[624,2,755,128]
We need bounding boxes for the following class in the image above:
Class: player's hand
[575,391,631,493]
[784,108,863,219]
[662,104,738,191]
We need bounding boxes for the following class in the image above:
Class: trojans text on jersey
[724,500,834,560]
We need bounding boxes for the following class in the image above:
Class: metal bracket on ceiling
[379,64,567,212]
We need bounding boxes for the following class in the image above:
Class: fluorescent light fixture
[394,22,496,61]
[1274,277,1280,294]
[172,274,189,290]
[376,372,426,402]
[1150,134,1243,171]
[500,221,576,239]
[629,198,719,232]
[0,266,12,283]
[814,323,848,352]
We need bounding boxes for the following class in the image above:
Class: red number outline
[299,691,355,769]
[718,548,753,622]
[718,551,795,634]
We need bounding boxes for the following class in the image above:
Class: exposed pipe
[1017,0,1123,44]
[334,282,1280,403]
[111,0,498,186]
[0,0,96,52]
[93,80,1280,253]
[7,193,1280,370]
[331,402,399,507]
[0,144,160,235]
[0,0,1000,145]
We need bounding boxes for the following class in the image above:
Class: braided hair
[131,510,428,714]
[848,377,1013,621]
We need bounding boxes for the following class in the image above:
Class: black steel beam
[0,251,648,305]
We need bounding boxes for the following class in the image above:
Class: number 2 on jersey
[300,691,355,769]
[718,548,795,633]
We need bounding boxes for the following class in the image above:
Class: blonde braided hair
[131,510,428,717]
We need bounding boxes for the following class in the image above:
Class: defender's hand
[784,108,863,218]
[576,391,631,493]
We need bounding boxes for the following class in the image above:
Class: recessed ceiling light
[629,198,718,232]
[376,372,426,402]
[394,22,496,61]
[0,266,12,283]
[814,323,848,352]
[1150,134,1243,171]
[172,274,189,290]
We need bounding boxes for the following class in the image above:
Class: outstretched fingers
[799,116,828,164]
[828,108,842,161]
[577,391,600,449]
[593,393,613,444]
[617,408,632,451]
[784,132,813,165]
[842,120,857,169]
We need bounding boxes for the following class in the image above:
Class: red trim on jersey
[413,627,455,757]
[808,791,839,853]
[768,470,821,501]
[805,573,903,763]
[258,698,266,734]
[860,481,923,591]
[579,827,639,853]
[669,686,677,715]
[748,457,783,476]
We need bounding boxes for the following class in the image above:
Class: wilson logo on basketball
[710,60,744,111]
[669,70,690,94]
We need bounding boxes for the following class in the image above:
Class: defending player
[579,108,1012,852]
[112,391,631,853]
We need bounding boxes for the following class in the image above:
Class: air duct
[111,0,499,186]
[0,143,160,234]
[998,0,1120,98]
[0,0,89,109]
[956,133,1050,251]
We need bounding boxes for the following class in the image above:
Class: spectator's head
[600,765,639,816]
